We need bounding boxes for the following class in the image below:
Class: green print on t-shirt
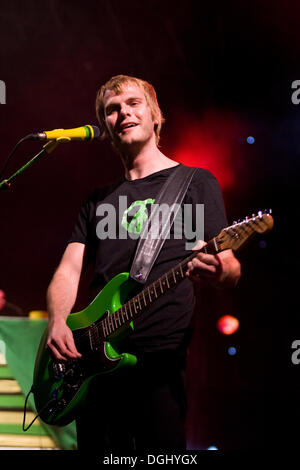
[121,198,155,234]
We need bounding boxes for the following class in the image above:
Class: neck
[118,137,178,181]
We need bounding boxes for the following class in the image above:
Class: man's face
[103,83,158,151]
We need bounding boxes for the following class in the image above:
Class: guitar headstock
[216,210,274,252]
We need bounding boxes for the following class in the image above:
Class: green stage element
[0,317,77,449]
[0,366,13,379]
[0,422,48,436]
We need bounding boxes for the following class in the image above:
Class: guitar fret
[134,298,139,313]
[153,284,158,298]
[172,269,176,283]
[166,275,170,288]
[179,264,184,278]
[137,295,142,310]
[148,287,152,302]
[90,324,99,350]
[93,323,100,347]
[102,319,109,337]
[108,315,115,332]
[106,316,112,334]
[88,329,93,350]
[142,290,146,306]
[109,315,115,332]
[128,301,133,317]
[121,310,125,325]
[115,311,120,326]
[124,305,129,321]
[159,277,163,293]
[133,300,137,314]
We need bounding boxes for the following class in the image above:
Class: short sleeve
[68,191,96,245]
[67,189,103,269]
[186,168,228,242]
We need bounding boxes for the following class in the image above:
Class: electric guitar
[32,211,274,426]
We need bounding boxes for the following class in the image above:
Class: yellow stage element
[0,410,37,425]
[28,310,48,319]
[0,433,56,448]
[0,352,6,365]
[0,380,21,394]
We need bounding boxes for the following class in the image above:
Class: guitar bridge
[52,362,66,380]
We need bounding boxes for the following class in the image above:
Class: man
[46,75,241,451]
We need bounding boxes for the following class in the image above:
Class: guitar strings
[70,214,270,348]
[72,247,206,347]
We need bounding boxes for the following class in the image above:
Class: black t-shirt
[68,164,228,354]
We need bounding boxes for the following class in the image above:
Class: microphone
[30,125,100,142]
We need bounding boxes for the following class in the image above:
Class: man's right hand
[46,242,85,362]
[46,317,82,362]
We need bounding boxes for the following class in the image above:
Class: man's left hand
[186,240,241,288]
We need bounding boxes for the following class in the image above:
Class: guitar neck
[101,237,220,338]
[90,211,274,340]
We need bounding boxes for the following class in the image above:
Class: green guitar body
[33,273,138,426]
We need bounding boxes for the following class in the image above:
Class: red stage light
[217,315,240,335]
[168,109,245,191]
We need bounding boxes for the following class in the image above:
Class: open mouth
[119,123,138,133]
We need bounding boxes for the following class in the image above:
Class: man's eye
[106,106,117,116]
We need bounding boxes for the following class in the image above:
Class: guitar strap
[130,164,197,284]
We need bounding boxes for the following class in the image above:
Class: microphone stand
[0,140,59,190]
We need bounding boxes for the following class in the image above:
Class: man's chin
[114,138,142,151]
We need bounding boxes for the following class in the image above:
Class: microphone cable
[0,134,34,180]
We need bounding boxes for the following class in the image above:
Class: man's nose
[120,103,131,117]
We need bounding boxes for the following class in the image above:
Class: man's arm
[186,240,241,288]
[46,242,85,361]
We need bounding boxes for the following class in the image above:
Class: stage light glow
[259,240,267,249]
[228,346,237,356]
[217,315,239,335]
[169,110,243,190]
[207,446,218,450]
[247,136,255,144]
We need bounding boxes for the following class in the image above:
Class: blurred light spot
[228,346,237,356]
[217,315,239,335]
[169,110,241,190]
[207,446,218,450]
[259,240,267,249]
[247,136,255,144]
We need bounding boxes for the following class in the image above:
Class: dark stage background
[0,0,299,450]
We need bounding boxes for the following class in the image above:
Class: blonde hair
[95,75,165,145]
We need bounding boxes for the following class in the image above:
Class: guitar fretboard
[100,237,219,338]
[76,211,273,347]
